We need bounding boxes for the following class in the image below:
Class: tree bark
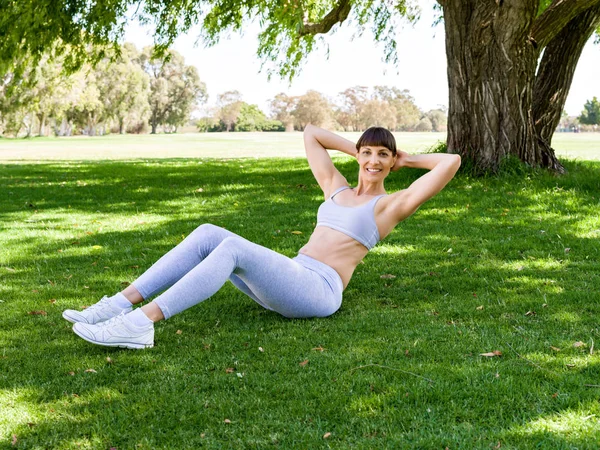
[444,0,555,172]
[533,4,600,144]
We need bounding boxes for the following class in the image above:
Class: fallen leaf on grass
[224,419,231,424]
[480,351,502,357]
[380,274,396,279]
[258,347,264,352]
[550,346,561,352]
[68,371,75,376]
[28,310,47,316]
[225,368,235,373]
[85,369,97,373]
[176,330,182,335]
[5,267,16,272]
[564,248,571,253]
[11,434,17,446]
[476,305,484,310]
[291,230,303,235]
[312,346,326,352]
[573,341,585,348]
[48,299,57,304]
[525,310,536,316]
[106,357,113,364]
[323,432,331,439]
[299,359,309,367]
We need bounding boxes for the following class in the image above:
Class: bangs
[356,127,397,155]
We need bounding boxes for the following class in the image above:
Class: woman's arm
[387,151,461,221]
[304,124,353,197]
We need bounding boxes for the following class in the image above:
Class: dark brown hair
[356,127,397,156]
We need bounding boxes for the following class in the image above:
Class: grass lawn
[1,140,600,448]
[1,131,599,161]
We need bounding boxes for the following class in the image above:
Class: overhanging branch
[530,0,600,49]
[298,0,352,36]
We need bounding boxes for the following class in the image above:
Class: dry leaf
[11,434,17,447]
[291,230,303,235]
[200,433,206,438]
[299,359,309,367]
[176,330,182,335]
[573,341,585,348]
[480,351,502,357]
[106,357,113,364]
[68,371,75,376]
[224,419,231,424]
[525,310,535,316]
[323,432,331,439]
[225,368,235,373]
[312,346,325,352]
[28,310,47,316]
[380,274,396,279]
[476,305,484,310]
[85,369,97,373]
[258,347,264,352]
[48,299,57,304]
[564,248,571,253]
[447,248,453,253]
[196,188,204,192]
[5,267,16,272]
[550,346,561,352]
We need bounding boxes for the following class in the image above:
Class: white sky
[124,0,600,117]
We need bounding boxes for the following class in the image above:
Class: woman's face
[356,146,397,180]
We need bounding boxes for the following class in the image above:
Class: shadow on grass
[2,158,600,448]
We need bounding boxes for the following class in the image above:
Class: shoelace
[84,296,111,313]
[95,312,126,328]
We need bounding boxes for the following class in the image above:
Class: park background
[2,0,600,448]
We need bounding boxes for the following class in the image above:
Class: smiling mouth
[366,168,382,173]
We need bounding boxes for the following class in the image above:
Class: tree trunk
[442,0,564,173]
[533,4,600,144]
[38,112,46,137]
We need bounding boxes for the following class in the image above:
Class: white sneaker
[72,312,154,349]
[62,296,132,324]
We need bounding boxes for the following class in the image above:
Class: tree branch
[530,0,600,49]
[298,0,352,36]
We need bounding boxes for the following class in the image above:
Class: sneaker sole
[72,326,154,350]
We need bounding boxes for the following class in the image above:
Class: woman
[63,124,461,349]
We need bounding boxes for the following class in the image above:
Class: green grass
[1,131,599,161]
[1,152,600,448]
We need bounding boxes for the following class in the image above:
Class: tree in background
[360,99,397,130]
[579,97,600,125]
[216,90,244,132]
[97,44,150,134]
[269,93,297,131]
[139,47,207,134]
[337,86,369,131]
[292,90,332,129]
[424,109,448,133]
[373,86,421,131]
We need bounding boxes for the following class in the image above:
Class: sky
[124,0,600,117]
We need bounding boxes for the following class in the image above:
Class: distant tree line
[0,43,207,137]
[557,97,600,132]
[198,86,448,133]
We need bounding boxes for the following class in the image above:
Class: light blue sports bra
[316,186,386,250]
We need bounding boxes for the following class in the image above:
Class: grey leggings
[132,224,343,319]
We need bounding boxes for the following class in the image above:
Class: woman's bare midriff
[299,226,369,289]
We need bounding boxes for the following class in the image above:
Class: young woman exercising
[63,125,461,348]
